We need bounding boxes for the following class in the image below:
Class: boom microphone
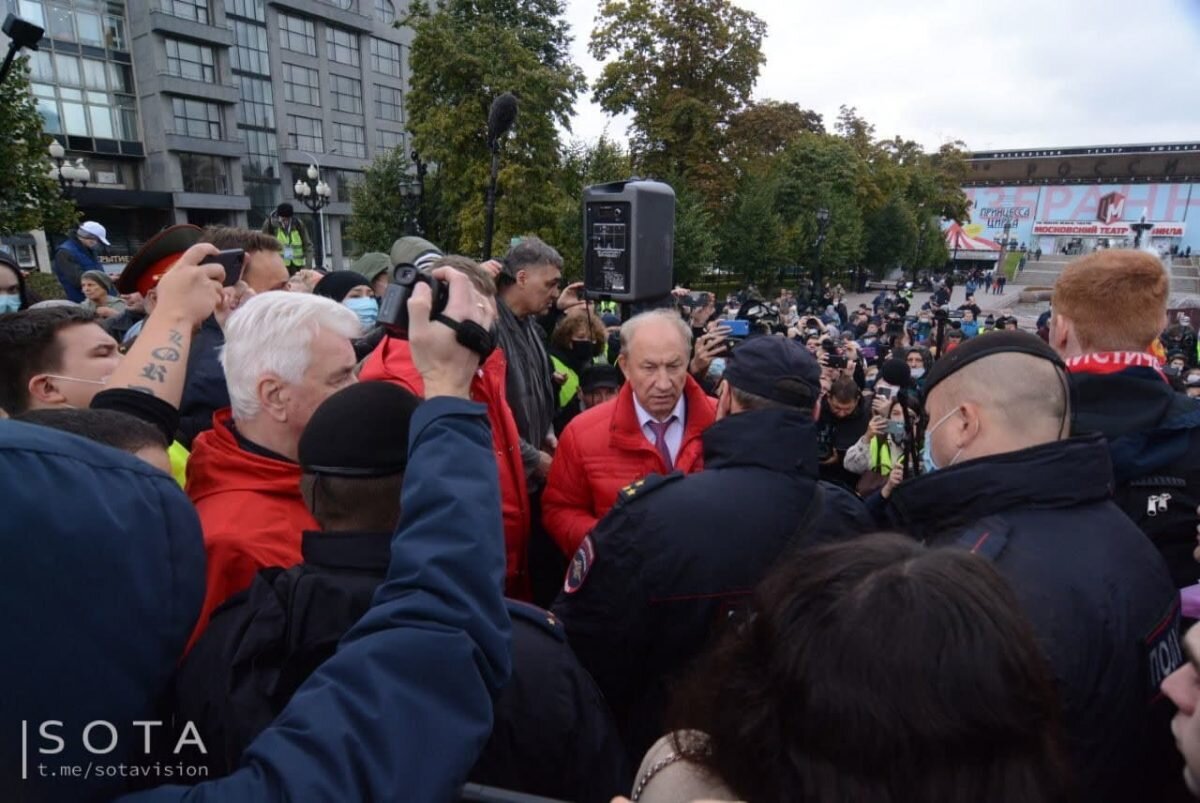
[487,93,518,149]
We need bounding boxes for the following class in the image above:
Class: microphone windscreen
[879,359,912,388]
[487,93,519,144]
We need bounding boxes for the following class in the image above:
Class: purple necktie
[646,416,677,469]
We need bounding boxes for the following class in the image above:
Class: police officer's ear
[716,380,732,420]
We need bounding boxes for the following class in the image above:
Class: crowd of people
[4,214,1200,803]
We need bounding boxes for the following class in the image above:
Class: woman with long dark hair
[632,533,1072,803]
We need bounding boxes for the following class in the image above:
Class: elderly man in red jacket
[359,255,532,599]
[543,308,716,554]
[186,291,360,649]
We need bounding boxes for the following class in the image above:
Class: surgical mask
[708,357,727,382]
[42,374,108,386]
[922,407,962,474]
[344,296,378,330]
[569,340,594,367]
[910,367,926,380]
[886,420,906,442]
[0,294,20,314]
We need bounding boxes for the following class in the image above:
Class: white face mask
[42,374,108,386]
[911,367,926,379]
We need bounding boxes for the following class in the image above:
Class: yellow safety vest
[551,355,580,409]
[168,440,189,489]
[275,225,305,268]
[869,437,893,475]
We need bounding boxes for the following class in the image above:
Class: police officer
[887,330,1184,803]
[176,380,629,802]
[552,335,874,760]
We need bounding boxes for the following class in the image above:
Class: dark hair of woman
[666,533,1072,803]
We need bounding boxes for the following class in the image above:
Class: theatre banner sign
[955,183,1199,250]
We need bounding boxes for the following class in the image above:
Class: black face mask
[569,340,594,367]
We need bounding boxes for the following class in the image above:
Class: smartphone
[724,319,750,337]
[202,248,245,286]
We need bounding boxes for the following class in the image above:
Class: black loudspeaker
[583,178,674,302]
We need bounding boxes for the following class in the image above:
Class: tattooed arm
[107,244,226,409]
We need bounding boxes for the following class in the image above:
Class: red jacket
[542,376,716,554]
[185,409,317,650]
[359,336,532,599]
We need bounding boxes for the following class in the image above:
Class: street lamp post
[293,163,331,269]
[812,207,831,309]
[410,149,427,236]
[399,178,421,236]
[912,202,926,285]
[48,140,89,196]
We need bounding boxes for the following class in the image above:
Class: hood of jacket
[890,434,1115,539]
[1071,368,1200,483]
[187,408,305,502]
[0,420,205,800]
[702,407,819,476]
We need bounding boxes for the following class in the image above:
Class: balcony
[164,135,247,158]
[158,75,239,104]
[266,0,373,32]
[148,11,234,46]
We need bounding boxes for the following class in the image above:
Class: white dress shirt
[633,393,688,465]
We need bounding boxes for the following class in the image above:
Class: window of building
[242,127,278,180]
[230,19,270,75]
[26,0,124,49]
[287,114,323,152]
[282,63,320,106]
[30,47,139,140]
[329,74,362,115]
[326,26,360,67]
[374,0,394,23]
[236,74,274,129]
[373,84,402,122]
[223,0,264,21]
[369,37,402,78]
[180,153,230,193]
[375,128,403,153]
[332,123,366,159]
[279,13,317,56]
[165,38,216,82]
[161,0,209,24]
[173,97,223,139]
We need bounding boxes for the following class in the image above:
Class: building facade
[5,0,412,270]
[956,142,1200,257]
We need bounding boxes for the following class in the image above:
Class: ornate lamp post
[293,164,331,269]
[812,207,831,307]
[48,140,89,196]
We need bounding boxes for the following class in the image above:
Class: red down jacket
[359,336,532,599]
[185,409,317,650]
[542,376,716,555]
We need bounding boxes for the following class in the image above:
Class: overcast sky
[560,0,1200,152]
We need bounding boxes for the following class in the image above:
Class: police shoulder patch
[563,535,596,595]
[616,471,685,506]
[1145,599,1183,701]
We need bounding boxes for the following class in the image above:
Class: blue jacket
[178,317,230,448]
[53,236,101,303]
[890,435,1184,803]
[122,397,512,802]
[0,421,206,802]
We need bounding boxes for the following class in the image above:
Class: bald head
[925,353,1069,468]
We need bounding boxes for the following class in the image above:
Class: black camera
[885,318,904,335]
[378,266,448,338]
[827,354,847,370]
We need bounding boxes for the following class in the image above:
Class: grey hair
[619,308,693,357]
[504,236,563,274]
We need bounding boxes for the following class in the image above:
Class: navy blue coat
[889,435,1184,803]
[0,421,206,802]
[122,398,512,801]
[553,407,875,759]
[177,317,229,448]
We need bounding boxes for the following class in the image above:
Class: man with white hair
[185,291,360,647]
[542,308,717,555]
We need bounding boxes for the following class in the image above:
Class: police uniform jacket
[889,434,1184,803]
[174,528,628,803]
[552,407,875,760]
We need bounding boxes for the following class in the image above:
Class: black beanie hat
[299,381,422,477]
[313,270,372,303]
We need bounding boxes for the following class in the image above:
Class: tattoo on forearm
[151,347,180,362]
[168,329,183,349]
[132,329,185,386]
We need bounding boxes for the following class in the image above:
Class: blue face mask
[707,357,727,382]
[345,296,378,330]
[922,407,962,474]
[886,420,905,441]
[0,294,20,314]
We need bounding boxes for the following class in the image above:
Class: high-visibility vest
[168,440,189,489]
[550,355,580,409]
[275,224,305,268]
[869,437,894,475]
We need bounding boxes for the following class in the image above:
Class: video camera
[377,265,496,359]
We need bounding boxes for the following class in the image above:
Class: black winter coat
[174,530,630,803]
[890,435,1185,803]
[553,407,875,760]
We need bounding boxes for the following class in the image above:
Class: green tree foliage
[0,56,77,237]
[590,0,766,207]
[672,179,718,288]
[725,100,824,174]
[345,147,414,255]
[404,0,585,256]
[864,194,917,278]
